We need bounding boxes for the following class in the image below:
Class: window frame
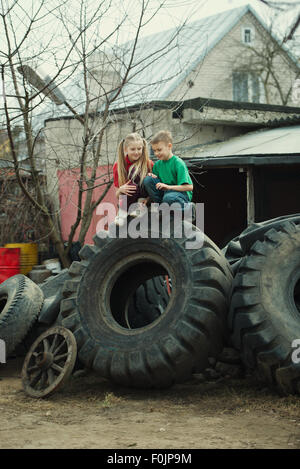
[232,70,262,103]
[241,26,255,45]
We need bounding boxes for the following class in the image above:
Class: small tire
[0,275,44,356]
[229,221,300,394]
[60,214,232,388]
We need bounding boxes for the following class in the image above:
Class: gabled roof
[42,4,300,123]
[111,4,299,109]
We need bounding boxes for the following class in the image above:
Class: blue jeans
[143,176,191,211]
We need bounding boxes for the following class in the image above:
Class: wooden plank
[247,167,255,225]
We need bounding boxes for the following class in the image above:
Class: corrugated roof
[182,125,300,158]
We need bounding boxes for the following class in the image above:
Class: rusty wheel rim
[21,326,77,398]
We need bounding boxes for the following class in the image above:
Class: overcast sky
[146,0,266,30]
[1,0,299,84]
[129,0,299,38]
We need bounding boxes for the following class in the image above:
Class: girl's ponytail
[117,139,128,187]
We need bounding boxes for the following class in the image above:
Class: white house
[40,4,300,247]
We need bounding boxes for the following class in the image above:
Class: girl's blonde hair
[117,132,151,186]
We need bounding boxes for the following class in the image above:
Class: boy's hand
[156,182,169,191]
[148,172,157,178]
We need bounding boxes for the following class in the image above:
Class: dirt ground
[1,357,300,450]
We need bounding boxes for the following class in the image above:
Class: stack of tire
[4,211,300,396]
[0,269,72,357]
[0,213,233,390]
[223,214,300,395]
[58,212,233,388]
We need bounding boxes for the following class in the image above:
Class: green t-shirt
[152,155,193,201]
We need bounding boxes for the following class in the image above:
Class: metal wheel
[21,326,77,398]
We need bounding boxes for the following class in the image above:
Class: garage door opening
[191,167,247,248]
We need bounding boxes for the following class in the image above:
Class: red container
[0,247,20,283]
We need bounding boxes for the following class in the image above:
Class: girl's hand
[156,182,169,191]
[148,172,157,178]
[119,181,137,195]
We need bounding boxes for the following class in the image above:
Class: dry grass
[1,358,300,421]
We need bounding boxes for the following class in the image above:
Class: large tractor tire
[229,221,300,394]
[60,214,232,388]
[0,275,44,356]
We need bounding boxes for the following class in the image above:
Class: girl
[113,132,153,224]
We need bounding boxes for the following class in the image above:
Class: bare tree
[0,165,49,245]
[0,0,201,267]
[224,6,300,106]
[242,28,299,104]
[257,0,300,41]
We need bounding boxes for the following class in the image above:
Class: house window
[242,26,254,45]
[232,71,260,103]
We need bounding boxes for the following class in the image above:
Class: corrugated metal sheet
[183,125,300,158]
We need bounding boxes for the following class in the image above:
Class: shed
[181,125,300,247]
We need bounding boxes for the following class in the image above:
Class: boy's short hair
[150,130,173,145]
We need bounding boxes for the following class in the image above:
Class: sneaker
[191,202,196,222]
[129,203,147,218]
[185,202,196,222]
[150,203,159,213]
[114,215,127,226]
[128,210,139,218]
[114,209,127,226]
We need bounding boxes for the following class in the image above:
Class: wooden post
[247,166,255,226]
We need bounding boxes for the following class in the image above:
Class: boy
[143,130,194,212]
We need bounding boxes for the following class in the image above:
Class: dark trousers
[143,176,190,210]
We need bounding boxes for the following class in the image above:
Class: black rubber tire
[40,269,71,298]
[60,214,232,388]
[223,214,300,275]
[125,276,170,328]
[239,214,300,253]
[38,269,71,326]
[16,271,72,356]
[0,274,44,356]
[222,236,244,275]
[229,221,300,395]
